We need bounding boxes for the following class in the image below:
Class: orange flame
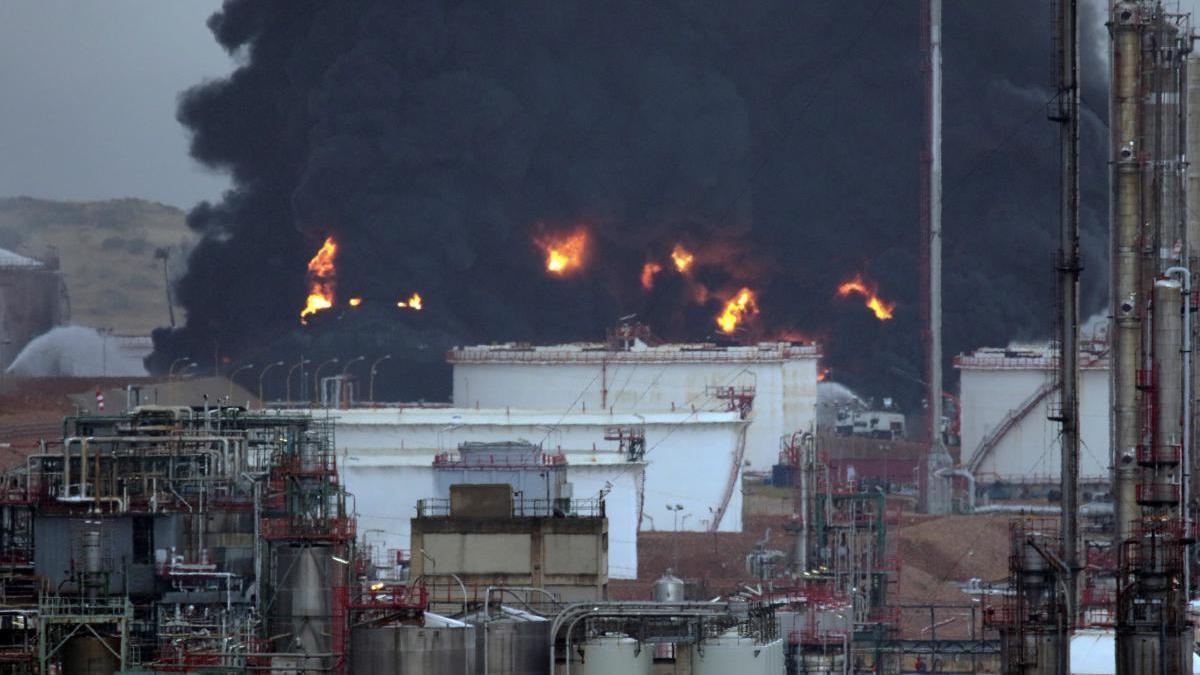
[535,228,588,275]
[671,244,695,273]
[716,287,759,334]
[300,236,337,324]
[348,297,362,307]
[817,367,830,382]
[397,292,423,310]
[640,262,663,290]
[836,274,895,320]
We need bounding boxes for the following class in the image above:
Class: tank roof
[0,247,45,269]
[954,343,1109,371]
[298,406,745,427]
[447,339,820,364]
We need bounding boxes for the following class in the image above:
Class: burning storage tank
[447,328,820,470]
[0,247,65,370]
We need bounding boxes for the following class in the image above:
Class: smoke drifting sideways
[151,0,1110,408]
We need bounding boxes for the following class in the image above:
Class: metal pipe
[1166,266,1191,599]
[934,468,976,511]
[548,601,729,675]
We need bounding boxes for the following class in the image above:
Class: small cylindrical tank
[652,571,685,602]
[578,634,652,675]
[472,615,550,675]
[692,633,785,675]
[351,615,475,675]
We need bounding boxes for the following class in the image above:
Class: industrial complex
[7,0,1200,674]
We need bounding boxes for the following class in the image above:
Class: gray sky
[0,0,231,209]
[1,2,1199,211]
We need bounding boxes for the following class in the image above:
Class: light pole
[286,358,310,405]
[228,363,255,399]
[368,354,392,403]
[667,503,684,572]
[258,360,285,408]
[312,358,339,406]
[339,355,365,407]
[168,357,196,405]
[168,356,194,379]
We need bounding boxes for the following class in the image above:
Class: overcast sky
[0,0,231,209]
[1,1,1199,211]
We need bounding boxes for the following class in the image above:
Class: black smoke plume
[150,0,1110,409]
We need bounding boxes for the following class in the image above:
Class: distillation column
[1110,1,1144,546]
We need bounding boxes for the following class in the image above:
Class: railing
[347,582,428,611]
[446,343,821,364]
[415,497,605,518]
[260,516,356,541]
[1134,482,1180,506]
[1136,444,1181,466]
[432,450,567,468]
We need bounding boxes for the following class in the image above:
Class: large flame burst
[299,236,337,324]
[536,228,589,275]
[836,274,895,320]
[640,262,663,289]
[397,292,423,310]
[716,287,759,333]
[671,244,694,273]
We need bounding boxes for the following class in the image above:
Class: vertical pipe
[1057,0,1081,632]
[920,0,951,515]
[1185,56,1200,555]
[1166,265,1191,600]
[1110,1,1144,545]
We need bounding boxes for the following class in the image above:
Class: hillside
[0,197,193,334]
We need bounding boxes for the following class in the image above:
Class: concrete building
[447,333,820,469]
[956,343,1110,490]
[0,247,65,369]
[410,483,608,602]
[318,406,747,579]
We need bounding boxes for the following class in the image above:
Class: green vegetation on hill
[0,197,193,334]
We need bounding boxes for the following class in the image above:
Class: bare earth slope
[0,196,192,334]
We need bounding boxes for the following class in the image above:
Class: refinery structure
[8,1,1200,674]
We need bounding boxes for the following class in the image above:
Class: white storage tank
[692,632,785,675]
[578,634,652,675]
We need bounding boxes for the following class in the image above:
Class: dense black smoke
[151,0,1110,408]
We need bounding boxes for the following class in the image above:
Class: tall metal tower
[919,0,952,515]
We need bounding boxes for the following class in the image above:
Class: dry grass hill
[0,197,193,334]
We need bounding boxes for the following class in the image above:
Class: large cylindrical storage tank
[692,633,785,675]
[578,634,652,675]
[62,636,119,675]
[350,621,476,674]
[270,544,332,670]
[473,617,550,675]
